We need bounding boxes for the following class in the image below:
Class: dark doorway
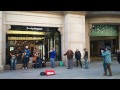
[6,25,61,65]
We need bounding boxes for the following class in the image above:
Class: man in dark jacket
[75,49,82,68]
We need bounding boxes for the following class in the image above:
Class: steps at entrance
[5,61,60,70]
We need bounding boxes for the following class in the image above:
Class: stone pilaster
[0,11,4,72]
[85,20,92,62]
[119,27,120,50]
[63,12,86,66]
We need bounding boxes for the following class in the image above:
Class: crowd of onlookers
[8,45,120,77]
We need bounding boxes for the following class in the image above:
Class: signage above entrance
[26,27,43,30]
[9,25,58,32]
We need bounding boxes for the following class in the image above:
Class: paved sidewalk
[0,60,120,79]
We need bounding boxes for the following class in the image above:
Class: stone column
[63,12,86,66]
[85,20,92,62]
[0,11,4,72]
[119,27,120,50]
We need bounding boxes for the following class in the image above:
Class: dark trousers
[23,57,29,68]
[103,62,112,76]
[76,59,82,67]
[35,57,42,68]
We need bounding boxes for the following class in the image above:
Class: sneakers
[23,67,28,70]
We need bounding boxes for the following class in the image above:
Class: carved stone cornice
[63,11,87,15]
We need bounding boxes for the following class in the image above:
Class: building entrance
[90,25,119,59]
[6,25,61,65]
[90,38,118,57]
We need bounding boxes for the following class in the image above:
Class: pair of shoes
[103,74,107,76]
[67,68,70,69]
[109,75,112,76]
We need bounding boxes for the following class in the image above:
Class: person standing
[34,53,42,68]
[10,51,17,70]
[49,48,56,68]
[83,48,89,69]
[9,52,12,70]
[101,46,112,76]
[116,49,120,64]
[75,49,82,68]
[33,47,41,68]
[22,46,30,70]
[64,49,74,69]
[101,48,107,76]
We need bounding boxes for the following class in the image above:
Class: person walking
[75,49,82,68]
[64,49,74,69]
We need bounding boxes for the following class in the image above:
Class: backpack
[40,72,46,76]
[59,61,64,66]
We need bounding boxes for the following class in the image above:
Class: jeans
[84,58,89,69]
[50,58,55,68]
[67,59,73,69]
[10,59,17,70]
[23,57,29,68]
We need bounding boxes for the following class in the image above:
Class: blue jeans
[67,59,73,69]
[23,57,29,68]
[84,58,89,69]
[10,59,17,70]
[50,58,55,68]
